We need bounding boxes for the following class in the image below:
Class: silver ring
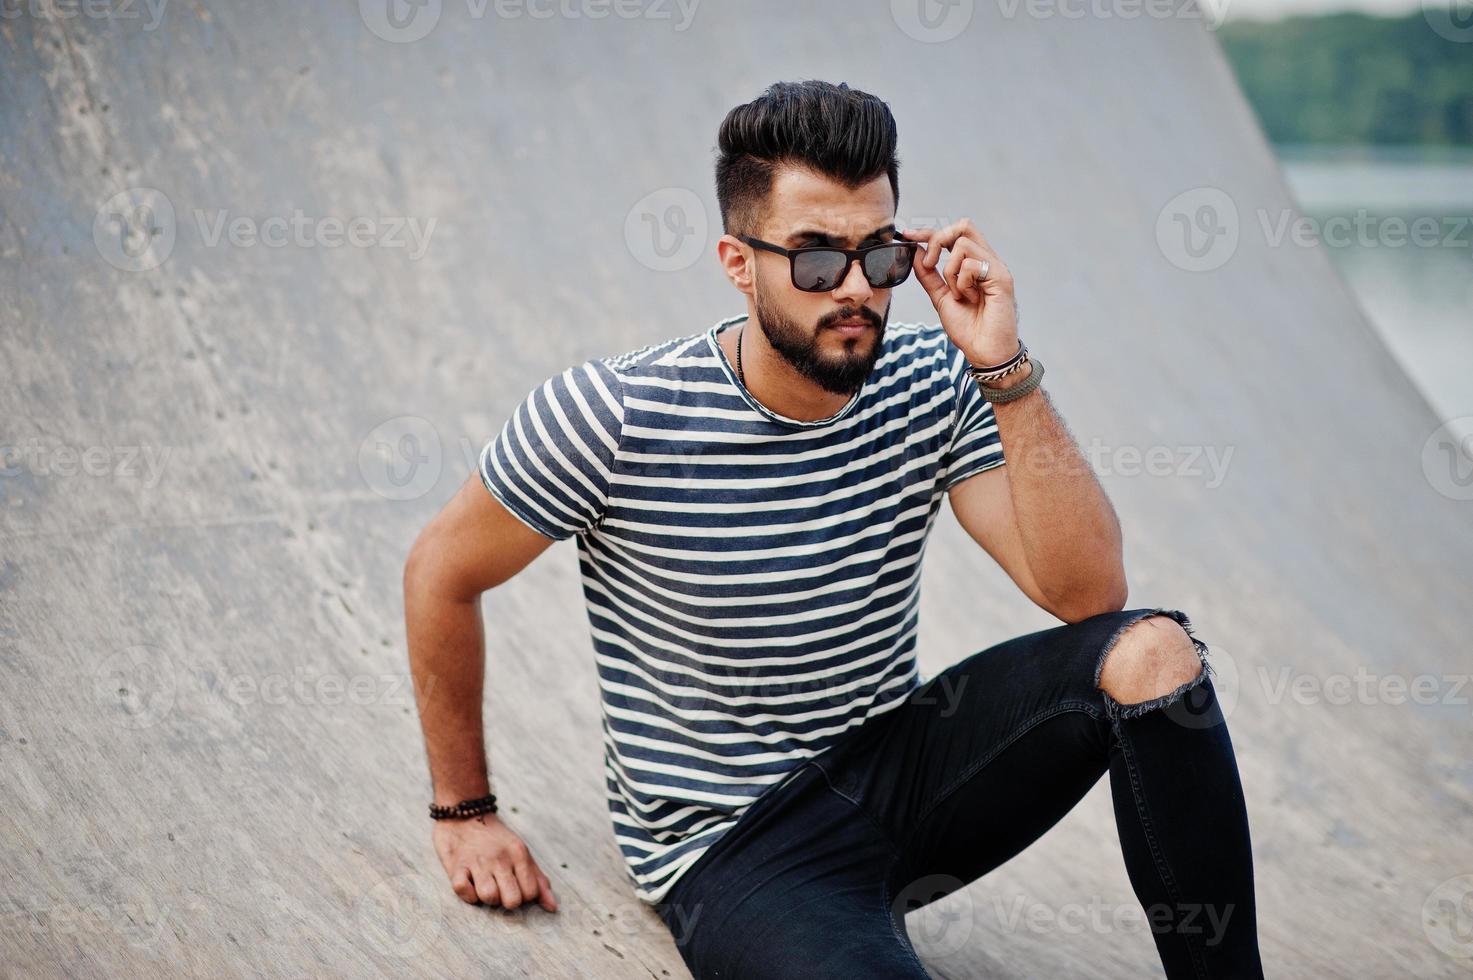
[976,259,990,284]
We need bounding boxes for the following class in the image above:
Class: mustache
[820,308,883,330]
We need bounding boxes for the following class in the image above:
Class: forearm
[991,382,1126,616]
[405,568,494,806]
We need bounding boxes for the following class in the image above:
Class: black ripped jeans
[653,607,1264,979]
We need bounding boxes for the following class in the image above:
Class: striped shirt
[478,312,1005,905]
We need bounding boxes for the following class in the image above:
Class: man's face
[747,167,897,396]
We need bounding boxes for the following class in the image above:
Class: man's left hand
[905,219,1019,367]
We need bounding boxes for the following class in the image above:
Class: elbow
[1044,568,1129,624]
[403,527,442,606]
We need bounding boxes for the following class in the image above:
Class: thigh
[657,764,931,980]
[810,609,1168,888]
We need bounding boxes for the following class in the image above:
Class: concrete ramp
[2,2,1470,976]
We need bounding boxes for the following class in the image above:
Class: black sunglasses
[737,233,922,293]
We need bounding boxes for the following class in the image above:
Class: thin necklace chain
[736,324,745,388]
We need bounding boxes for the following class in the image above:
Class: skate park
[2,1,1472,976]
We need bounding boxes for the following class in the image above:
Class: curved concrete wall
[2,2,1470,976]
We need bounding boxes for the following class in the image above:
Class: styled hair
[715,80,901,238]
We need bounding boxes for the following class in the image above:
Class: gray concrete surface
[2,1,1471,977]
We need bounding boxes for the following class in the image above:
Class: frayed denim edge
[1093,607,1213,722]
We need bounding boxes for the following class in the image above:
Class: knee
[1096,613,1205,706]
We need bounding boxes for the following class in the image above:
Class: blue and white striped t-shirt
[478,312,1005,904]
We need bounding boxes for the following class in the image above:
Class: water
[1277,144,1473,438]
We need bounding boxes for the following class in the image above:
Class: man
[403,80,1264,978]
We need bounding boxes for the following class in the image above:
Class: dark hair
[715,80,901,238]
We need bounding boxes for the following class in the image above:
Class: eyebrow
[783,223,898,247]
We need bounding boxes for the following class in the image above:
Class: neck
[728,318,855,422]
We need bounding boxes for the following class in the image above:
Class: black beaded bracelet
[429,793,499,820]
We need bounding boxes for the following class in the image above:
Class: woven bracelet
[429,793,499,820]
[979,357,1044,404]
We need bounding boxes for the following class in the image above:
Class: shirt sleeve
[939,341,1006,492]
[478,357,625,541]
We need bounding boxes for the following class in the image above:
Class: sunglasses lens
[792,250,849,291]
[863,244,913,288]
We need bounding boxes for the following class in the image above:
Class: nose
[831,255,874,305]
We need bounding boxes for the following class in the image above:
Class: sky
[1221,0,1430,19]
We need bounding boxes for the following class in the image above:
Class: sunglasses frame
[736,233,923,293]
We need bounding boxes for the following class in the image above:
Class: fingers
[493,863,524,909]
[536,868,559,912]
[905,220,996,306]
[942,240,989,303]
[958,257,989,304]
[472,861,501,906]
[451,866,479,905]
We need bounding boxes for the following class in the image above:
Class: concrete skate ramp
[3,2,1470,977]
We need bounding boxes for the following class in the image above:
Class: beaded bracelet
[978,357,1044,404]
[429,793,499,820]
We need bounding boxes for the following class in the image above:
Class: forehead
[762,166,895,244]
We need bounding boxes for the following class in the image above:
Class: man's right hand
[432,813,560,911]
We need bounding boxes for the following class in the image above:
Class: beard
[750,278,889,397]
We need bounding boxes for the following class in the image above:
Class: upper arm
[405,357,624,600]
[947,465,1052,613]
[406,471,557,600]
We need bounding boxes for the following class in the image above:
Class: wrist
[434,780,492,808]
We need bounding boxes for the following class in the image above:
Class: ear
[716,235,755,296]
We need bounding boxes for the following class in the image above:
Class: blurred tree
[1219,11,1473,146]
